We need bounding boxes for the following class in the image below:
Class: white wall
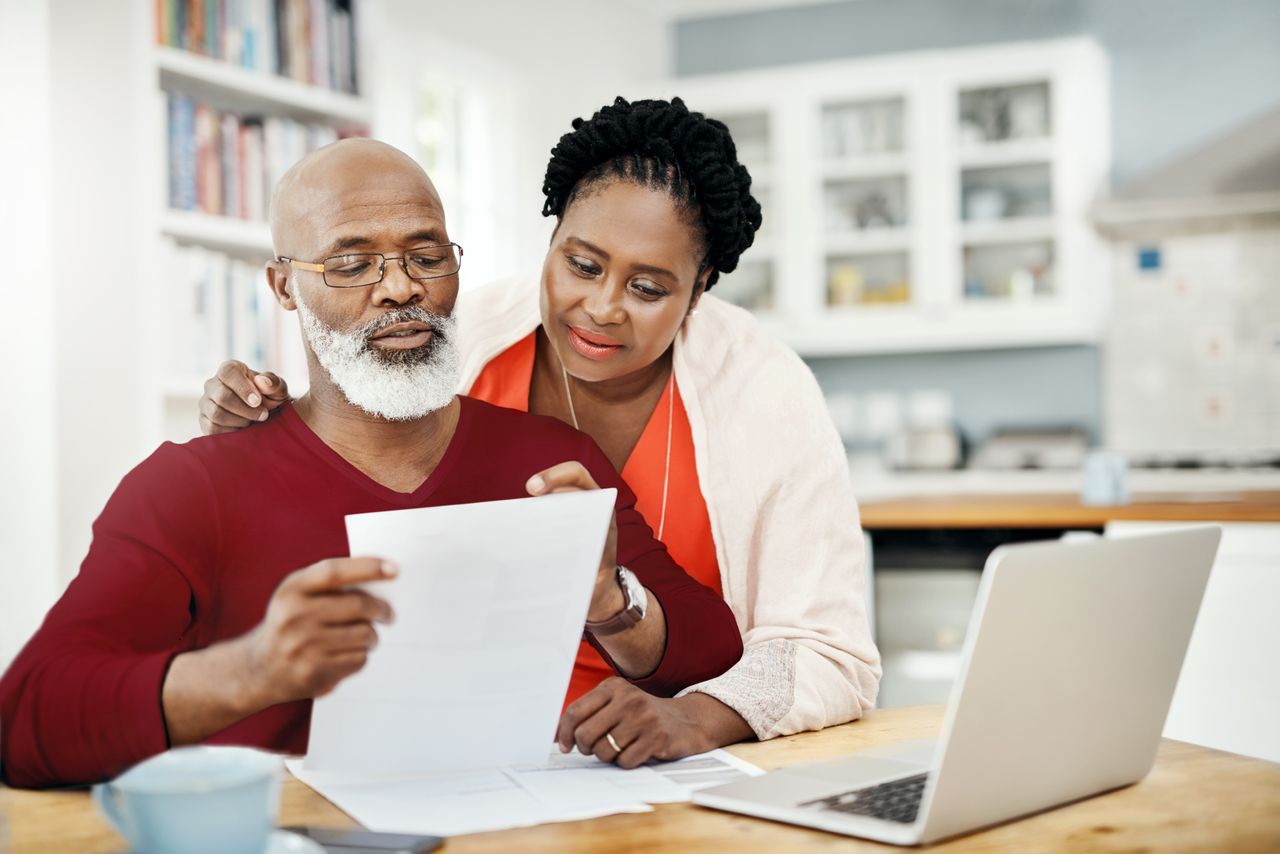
[0,0,60,668]
[0,0,151,669]
[365,0,670,282]
[49,0,151,582]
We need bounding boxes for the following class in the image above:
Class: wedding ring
[605,732,622,752]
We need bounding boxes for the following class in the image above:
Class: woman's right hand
[199,360,291,435]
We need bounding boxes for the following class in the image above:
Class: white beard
[293,288,460,421]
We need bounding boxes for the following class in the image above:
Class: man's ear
[266,261,297,311]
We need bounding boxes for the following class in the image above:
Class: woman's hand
[199,360,291,435]
[556,678,724,769]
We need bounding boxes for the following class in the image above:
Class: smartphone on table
[283,826,444,854]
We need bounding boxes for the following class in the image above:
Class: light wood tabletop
[5,704,1279,853]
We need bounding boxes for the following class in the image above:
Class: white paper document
[306,490,616,774]
[507,747,766,805]
[286,748,763,837]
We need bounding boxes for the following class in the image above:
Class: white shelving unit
[960,217,1056,246]
[156,46,370,124]
[159,209,274,254]
[822,152,910,181]
[956,137,1055,169]
[666,38,1110,357]
[140,9,370,444]
[826,229,913,255]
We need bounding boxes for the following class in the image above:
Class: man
[0,139,742,788]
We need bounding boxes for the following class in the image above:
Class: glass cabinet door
[956,81,1055,304]
[820,97,912,309]
[827,252,911,307]
[714,111,775,313]
[822,97,906,158]
[962,241,1054,300]
[957,81,1050,144]
[960,162,1052,223]
[715,258,776,312]
[720,111,771,174]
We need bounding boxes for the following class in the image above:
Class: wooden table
[859,490,1280,529]
[5,705,1279,852]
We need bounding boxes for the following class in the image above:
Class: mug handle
[92,783,132,842]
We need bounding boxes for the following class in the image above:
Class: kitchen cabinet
[665,37,1109,356]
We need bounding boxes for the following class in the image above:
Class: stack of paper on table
[286,749,763,837]
[291,493,761,836]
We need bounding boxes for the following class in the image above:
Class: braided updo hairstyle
[541,96,762,290]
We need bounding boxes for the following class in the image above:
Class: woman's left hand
[556,677,710,768]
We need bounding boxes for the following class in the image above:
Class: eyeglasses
[278,243,464,288]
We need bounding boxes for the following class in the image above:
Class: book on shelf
[166,92,365,221]
[165,239,286,380]
[168,94,198,211]
[156,0,358,94]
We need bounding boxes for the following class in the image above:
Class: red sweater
[0,398,742,788]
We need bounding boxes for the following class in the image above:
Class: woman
[199,97,879,767]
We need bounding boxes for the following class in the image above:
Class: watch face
[619,566,648,619]
[586,567,648,636]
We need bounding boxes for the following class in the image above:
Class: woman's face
[540,180,710,384]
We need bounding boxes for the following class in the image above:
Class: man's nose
[370,257,426,306]
[582,276,626,326]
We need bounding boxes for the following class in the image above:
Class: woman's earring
[688,308,699,318]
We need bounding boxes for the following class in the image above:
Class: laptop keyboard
[799,773,929,824]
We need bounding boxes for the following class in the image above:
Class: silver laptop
[694,526,1221,846]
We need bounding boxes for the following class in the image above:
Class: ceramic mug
[92,746,282,854]
[1081,450,1130,506]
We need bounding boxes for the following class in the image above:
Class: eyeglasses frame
[276,242,465,288]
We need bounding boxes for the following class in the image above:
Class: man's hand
[526,461,623,622]
[239,557,397,708]
[199,359,291,435]
[555,678,712,769]
[162,557,396,745]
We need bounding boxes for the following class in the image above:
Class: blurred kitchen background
[1,0,1277,761]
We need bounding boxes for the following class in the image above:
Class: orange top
[468,332,722,706]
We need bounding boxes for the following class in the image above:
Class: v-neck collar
[496,330,677,475]
[278,398,471,508]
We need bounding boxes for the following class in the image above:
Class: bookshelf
[156,46,369,124]
[160,209,274,254]
[144,1,370,444]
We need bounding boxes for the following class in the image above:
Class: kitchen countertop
[853,467,1280,529]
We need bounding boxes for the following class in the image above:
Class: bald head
[269,138,446,259]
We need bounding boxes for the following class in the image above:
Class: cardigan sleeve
[674,301,881,738]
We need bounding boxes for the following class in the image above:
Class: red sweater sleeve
[0,444,216,788]
[575,437,743,697]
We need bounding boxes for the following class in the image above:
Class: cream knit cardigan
[455,275,881,738]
